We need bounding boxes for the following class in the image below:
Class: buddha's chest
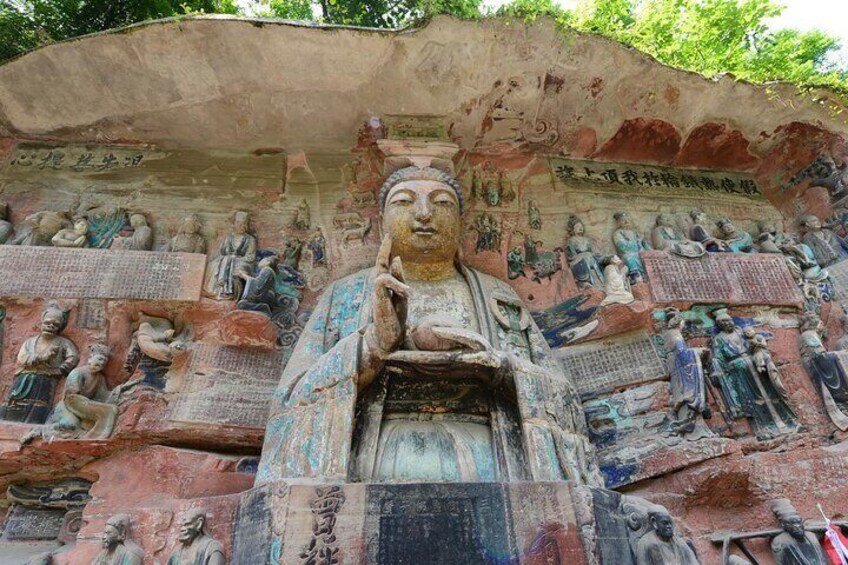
[406,275,479,332]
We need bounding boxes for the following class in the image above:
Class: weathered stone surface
[0,247,205,301]
[644,251,803,305]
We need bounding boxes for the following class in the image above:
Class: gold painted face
[382,179,462,263]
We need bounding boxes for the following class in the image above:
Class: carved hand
[367,234,409,356]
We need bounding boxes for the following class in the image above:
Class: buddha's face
[101,524,121,549]
[382,180,461,263]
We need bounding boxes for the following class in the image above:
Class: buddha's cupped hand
[410,315,491,352]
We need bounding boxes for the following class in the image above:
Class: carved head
[178,508,208,544]
[88,344,111,372]
[613,211,631,228]
[715,309,734,333]
[757,219,776,235]
[180,214,201,235]
[101,514,131,549]
[689,209,706,224]
[379,166,464,264]
[567,215,584,236]
[128,214,147,228]
[772,499,805,539]
[258,255,278,269]
[73,218,89,235]
[41,301,69,335]
[232,211,250,235]
[649,510,675,541]
[800,214,822,231]
[656,214,673,227]
[716,217,736,236]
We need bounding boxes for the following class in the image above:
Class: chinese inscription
[169,344,283,428]
[0,247,205,301]
[0,506,65,541]
[551,157,761,197]
[555,331,666,397]
[300,486,345,565]
[643,251,803,305]
[8,146,149,172]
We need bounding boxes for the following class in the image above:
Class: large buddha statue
[258,163,601,486]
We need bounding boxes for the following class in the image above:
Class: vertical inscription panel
[169,344,283,428]
[0,247,205,301]
[643,251,802,306]
[828,258,848,301]
[555,331,666,397]
[231,485,273,565]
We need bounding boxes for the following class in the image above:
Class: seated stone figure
[800,214,848,267]
[651,214,705,258]
[43,344,118,440]
[110,213,153,251]
[94,513,144,565]
[770,499,827,565]
[716,217,754,253]
[0,301,79,424]
[118,314,187,394]
[258,165,601,486]
[167,214,207,254]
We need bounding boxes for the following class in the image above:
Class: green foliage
[259,0,315,20]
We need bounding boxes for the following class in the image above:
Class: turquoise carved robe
[257,265,600,486]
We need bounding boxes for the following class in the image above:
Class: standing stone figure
[800,314,848,430]
[662,309,712,439]
[51,217,90,248]
[709,310,796,438]
[206,211,257,300]
[307,227,327,267]
[528,198,542,230]
[167,508,225,565]
[650,213,706,258]
[635,505,700,565]
[800,214,848,267]
[0,200,14,243]
[716,218,754,253]
[111,213,153,251]
[94,514,144,565]
[565,215,604,290]
[258,165,601,487]
[612,211,650,283]
[44,343,118,440]
[167,214,207,254]
[770,499,827,565]
[689,209,728,252]
[0,301,78,424]
[295,198,311,230]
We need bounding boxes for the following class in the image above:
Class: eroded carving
[206,210,257,300]
[167,508,225,565]
[94,514,144,565]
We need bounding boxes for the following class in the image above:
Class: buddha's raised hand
[367,234,409,355]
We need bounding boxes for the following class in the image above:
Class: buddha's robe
[257,265,600,486]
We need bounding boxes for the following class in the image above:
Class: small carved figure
[599,255,634,306]
[779,234,828,284]
[94,513,144,565]
[710,310,796,438]
[506,246,525,280]
[237,255,280,317]
[651,214,706,258]
[342,217,372,246]
[471,213,501,253]
[206,211,257,300]
[527,199,542,230]
[635,505,701,565]
[167,214,207,254]
[43,344,117,440]
[807,154,848,201]
[167,508,225,565]
[689,209,728,252]
[800,314,848,430]
[756,219,785,253]
[10,210,71,246]
[470,167,483,201]
[612,211,650,283]
[770,499,827,565]
[565,215,604,289]
[0,200,14,243]
[662,308,712,439]
[0,301,78,424]
[295,198,310,230]
[716,217,754,253]
[110,213,153,251]
[51,217,90,248]
[307,228,327,267]
[800,214,848,267]
[119,314,187,394]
